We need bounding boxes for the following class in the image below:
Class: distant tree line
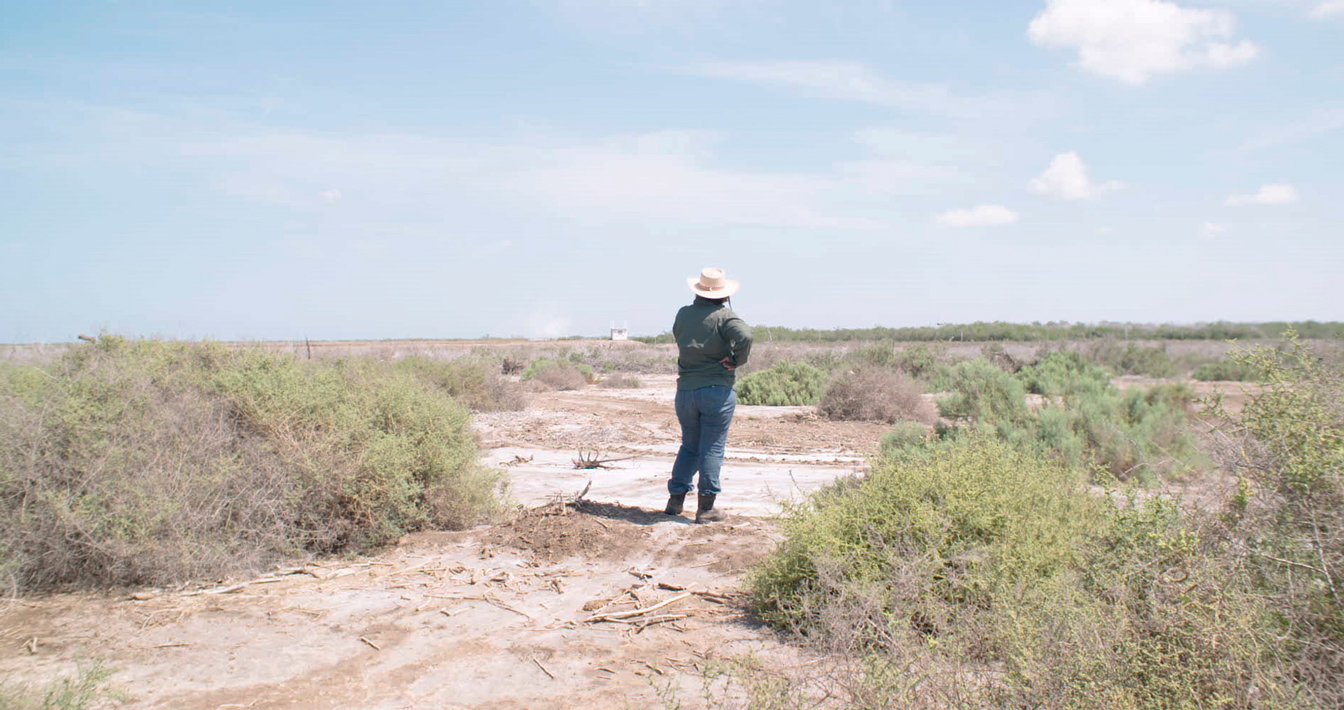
[634,320,1344,344]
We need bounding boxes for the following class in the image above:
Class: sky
[1,0,1341,343]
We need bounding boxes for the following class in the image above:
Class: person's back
[673,296,753,391]
[664,268,753,524]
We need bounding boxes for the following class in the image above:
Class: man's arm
[722,317,753,368]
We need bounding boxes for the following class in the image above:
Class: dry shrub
[749,437,1302,709]
[598,375,642,389]
[532,364,587,391]
[393,355,526,411]
[0,338,504,592]
[521,358,592,391]
[1208,333,1344,708]
[819,367,934,424]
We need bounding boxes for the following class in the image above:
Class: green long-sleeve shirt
[673,296,754,391]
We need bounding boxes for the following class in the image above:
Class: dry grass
[530,363,588,391]
[598,375,642,389]
[818,367,935,424]
[0,337,504,592]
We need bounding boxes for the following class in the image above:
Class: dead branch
[181,577,286,596]
[532,657,556,680]
[572,450,639,469]
[584,592,692,623]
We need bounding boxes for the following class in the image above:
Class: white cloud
[694,61,999,117]
[1225,184,1299,206]
[1029,152,1123,200]
[1199,222,1227,240]
[1311,1,1344,18]
[1095,226,1116,235]
[935,205,1020,228]
[320,188,342,203]
[1028,0,1259,84]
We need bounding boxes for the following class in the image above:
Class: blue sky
[2,0,1341,342]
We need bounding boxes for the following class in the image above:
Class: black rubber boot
[695,493,726,523]
[664,493,686,515]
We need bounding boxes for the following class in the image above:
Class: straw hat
[688,267,739,298]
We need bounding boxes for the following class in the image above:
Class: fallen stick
[600,613,688,625]
[381,559,432,578]
[584,592,692,623]
[482,595,532,620]
[532,657,556,680]
[182,577,286,597]
[360,636,381,651]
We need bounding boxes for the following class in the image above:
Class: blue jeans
[668,385,737,496]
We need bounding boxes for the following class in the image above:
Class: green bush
[1192,358,1263,381]
[1087,341,1180,377]
[937,357,1197,481]
[392,356,526,411]
[842,341,946,378]
[0,338,504,591]
[935,359,1030,427]
[736,361,827,406]
[1017,350,1112,397]
[749,437,1299,709]
[1212,333,1344,707]
[878,421,928,457]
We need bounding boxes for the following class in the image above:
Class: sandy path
[0,378,884,709]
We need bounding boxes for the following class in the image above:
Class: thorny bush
[0,337,504,592]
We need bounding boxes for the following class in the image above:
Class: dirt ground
[0,375,880,710]
[0,368,1260,708]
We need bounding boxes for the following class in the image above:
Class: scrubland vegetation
[3,328,1340,708]
[734,332,1344,709]
[0,337,505,592]
[637,320,1344,345]
[0,662,114,710]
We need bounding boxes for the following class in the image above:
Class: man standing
[665,268,753,523]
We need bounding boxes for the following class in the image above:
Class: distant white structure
[610,321,629,341]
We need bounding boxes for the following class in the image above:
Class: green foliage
[750,437,1299,709]
[1192,358,1264,381]
[0,661,114,710]
[392,356,526,411]
[0,338,503,591]
[1212,332,1344,706]
[643,320,1344,345]
[878,421,928,457]
[1017,350,1112,397]
[736,361,827,406]
[939,356,1198,480]
[1086,341,1180,377]
[935,359,1030,427]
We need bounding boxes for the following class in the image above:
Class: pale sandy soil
[0,358,1258,709]
[0,376,884,710]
